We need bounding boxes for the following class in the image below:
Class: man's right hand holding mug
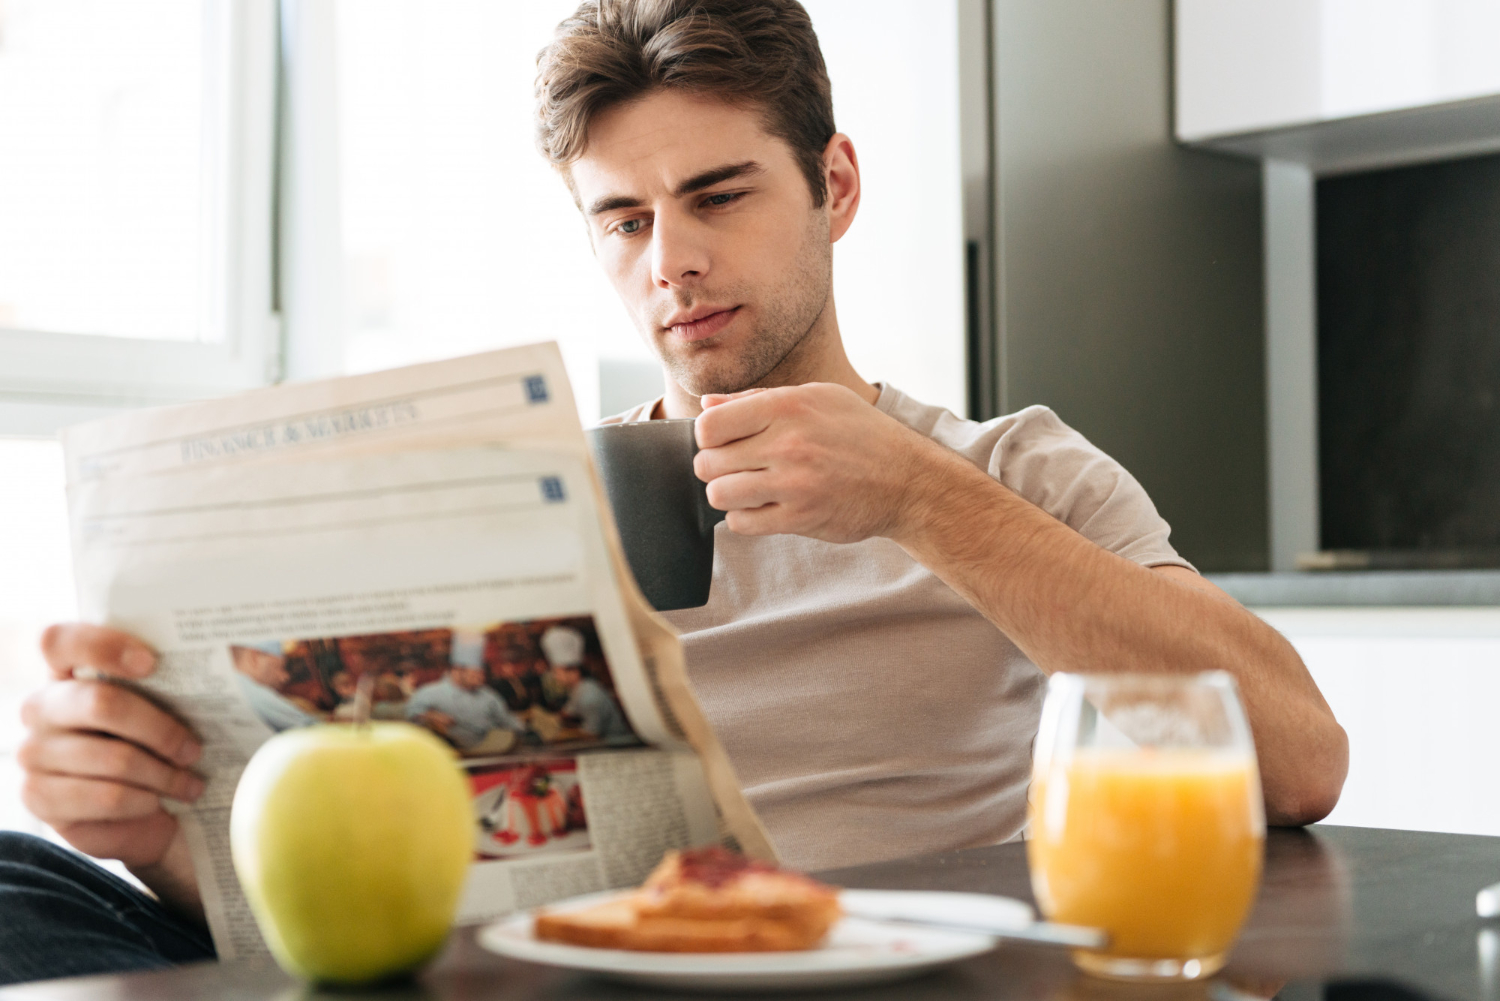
[20,624,207,922]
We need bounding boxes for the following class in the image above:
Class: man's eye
[705,192,739,207]
[618,219,643,234]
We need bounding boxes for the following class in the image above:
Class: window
[0,0,276,840]
[1,1,215,343]
[0,0,278,435]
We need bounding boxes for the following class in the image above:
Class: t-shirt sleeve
[987,406,1196,573]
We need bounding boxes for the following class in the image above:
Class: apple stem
[353,673,374,728]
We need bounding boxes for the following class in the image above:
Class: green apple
[230,722,473,984]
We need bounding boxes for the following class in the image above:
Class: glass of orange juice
[1027,672,1265,981]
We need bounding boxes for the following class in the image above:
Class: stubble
[650,212,833,397]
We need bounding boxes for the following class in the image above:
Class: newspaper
[60,342,774,960]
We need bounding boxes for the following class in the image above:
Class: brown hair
[535,0,836,205]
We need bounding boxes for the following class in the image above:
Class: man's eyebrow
[673,160,765,197]
[587,194,644,216]
[585,160,765,217]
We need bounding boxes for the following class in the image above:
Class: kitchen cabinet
[1177,0,1500,174]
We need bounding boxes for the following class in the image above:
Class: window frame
[0,0,280,435]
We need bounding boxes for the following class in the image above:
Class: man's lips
[665,306,741,342]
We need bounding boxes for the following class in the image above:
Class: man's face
[552,664,582,691]
[451,666,485,692]
[570,90,834,397]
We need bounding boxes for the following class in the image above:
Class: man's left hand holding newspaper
[22,623,208,924]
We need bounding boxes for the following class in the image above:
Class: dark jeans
[0,831,215,986]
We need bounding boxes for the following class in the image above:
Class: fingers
[699,387,769,409]
[694,390,780,448]
[724,506,787,537]
[21,773,164,825]
[39,624,156,681]
[18,732,204,802]
[23,680,201,767]
[704,470,778,513]
[694,437,768,482]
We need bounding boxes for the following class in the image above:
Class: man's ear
[822,133,860,243]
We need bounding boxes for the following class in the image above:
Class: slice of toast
[534,897,641,949]
[534,897,828,952]
[533,847,842,953]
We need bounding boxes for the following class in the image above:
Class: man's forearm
[892,448,1348,825]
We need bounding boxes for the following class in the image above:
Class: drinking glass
[1027,672,1265,981]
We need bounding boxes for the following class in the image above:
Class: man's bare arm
[694,383,1349,826]
[892,449,1348,826]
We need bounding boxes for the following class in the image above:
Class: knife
[838,891,1108,950]
[848,914,1108,949]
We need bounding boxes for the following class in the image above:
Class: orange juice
[1028,747,1263,971]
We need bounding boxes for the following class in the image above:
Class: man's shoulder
[575,677,608,700]
[409,679,448,699]
[597,397,662,426]
[877,384,1073,461]
[881,386,1186,563]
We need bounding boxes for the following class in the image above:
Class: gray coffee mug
[587,419,727,611]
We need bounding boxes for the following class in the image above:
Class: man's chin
[662,359,762,398]
[656,321,813,397]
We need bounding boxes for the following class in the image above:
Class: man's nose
[650,210,710,288]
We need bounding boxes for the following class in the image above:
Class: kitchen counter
[1209,570,1500,606]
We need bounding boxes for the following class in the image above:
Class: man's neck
[658,300,879,419]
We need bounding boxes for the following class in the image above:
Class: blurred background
[3,0,1500,841]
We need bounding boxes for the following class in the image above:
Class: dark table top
[5,825,1500,1000]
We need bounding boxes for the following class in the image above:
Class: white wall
[802,0,966,416]
[336,0,626,420]
[1262,608,1500,836]
[336,0,967,421]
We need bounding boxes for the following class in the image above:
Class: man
[327,670,360,722]
[229,641,318,732]
[5,0,1347,984]
[490,654,543,713]
[406,633,528,754]
[536,0,1346,870]
[552,662,633,744]
[540,626,633,743]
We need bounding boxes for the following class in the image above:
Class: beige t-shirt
[603,384,1193,871]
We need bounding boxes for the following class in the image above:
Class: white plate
[477,889,1015,993]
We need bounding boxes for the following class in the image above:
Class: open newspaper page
[60,343,773,960]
